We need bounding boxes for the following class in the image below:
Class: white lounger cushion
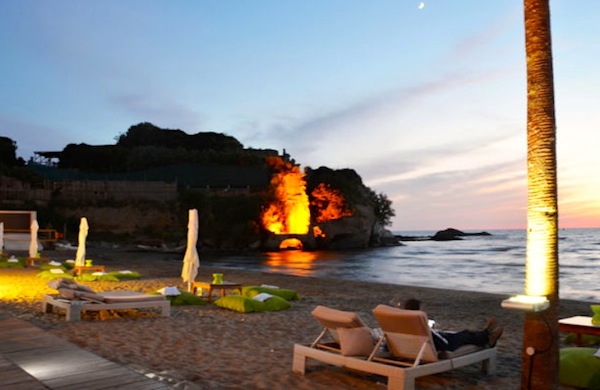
[101,291,166,303]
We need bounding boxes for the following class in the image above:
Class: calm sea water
[202,228,600,303]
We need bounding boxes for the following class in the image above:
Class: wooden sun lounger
[43,292,171,321]
[293,304,496,390]
[293,343,496,390]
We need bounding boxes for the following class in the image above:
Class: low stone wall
[58,205,182,236]
[51,181,178,202]
[0,176,178,205]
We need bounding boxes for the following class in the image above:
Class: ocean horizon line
[393,226,600,235]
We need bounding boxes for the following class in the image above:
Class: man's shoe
[485,317,497,332]
[488,327,504,347]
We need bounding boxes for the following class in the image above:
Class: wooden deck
[0,353,47,389]
[0,315,172,389]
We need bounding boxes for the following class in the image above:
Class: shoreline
[0,247,592,389]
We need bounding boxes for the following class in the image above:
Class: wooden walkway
[0,315,172,389]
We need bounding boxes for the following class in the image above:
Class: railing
[4,229,62,242]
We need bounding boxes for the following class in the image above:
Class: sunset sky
[1,1,598,231]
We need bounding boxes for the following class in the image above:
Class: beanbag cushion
[77,271,141,282]
[214,295,262,313]
[167,290,206,306]
[592,305,600,325]
[0,257,24,268]
[77,273,119,282]
[243,286,300,301]
[559,347,600,389]
[564,333,600,347]
[214,294,291,313]
[260,295,291,311]
[37,270,74,280]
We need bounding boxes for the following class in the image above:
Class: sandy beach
[0,246,592,389]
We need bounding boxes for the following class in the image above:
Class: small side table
[192,281,242,303]
[26,257,52,267]
[559,316,600,346]
[72,265,106,276]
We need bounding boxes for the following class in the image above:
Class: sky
[1,1,599,231]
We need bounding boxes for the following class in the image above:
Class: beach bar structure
[0,210,58,251]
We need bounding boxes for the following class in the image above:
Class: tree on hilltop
[0,136,20,167]
[59,143,128,172]
[116,122,243,152]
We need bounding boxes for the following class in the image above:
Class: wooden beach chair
[293,304,496,390]
[305,305,375,353]
[43,278,170,321]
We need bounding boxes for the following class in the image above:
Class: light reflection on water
[204,228,600,302]
[263,251,320,276]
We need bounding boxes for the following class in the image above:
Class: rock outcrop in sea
[396,228,492,242]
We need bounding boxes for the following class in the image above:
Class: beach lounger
[293,304,496,390]
[305,305,375,353]
[43,278,170,321]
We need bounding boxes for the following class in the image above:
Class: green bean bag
[214,294,291,313]
[560,347,600,389]
[242,286,300,301]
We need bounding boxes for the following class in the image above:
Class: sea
[203,228,600,303]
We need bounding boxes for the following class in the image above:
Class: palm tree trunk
[521,0,559,389]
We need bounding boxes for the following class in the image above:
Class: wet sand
[0,246,591,389]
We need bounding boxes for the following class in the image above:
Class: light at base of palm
[525,219,557,297]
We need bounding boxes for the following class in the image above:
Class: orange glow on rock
[262,157,310,235]
[261,157,354,237]
[313,225,325,238]
[279,238,303,250]
[310,183,353,223]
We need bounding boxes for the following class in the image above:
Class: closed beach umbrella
[181,209,200,292]
[74,217,89,267]
[29,220,39,258]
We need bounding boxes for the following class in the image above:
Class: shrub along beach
[0,246,594,389]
